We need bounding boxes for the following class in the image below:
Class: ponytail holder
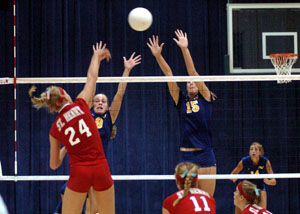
[190,173,198,184]
[54,87,65,109]
[46,91,50,100]
[191,173,197,178]
[176,171,188,184]
[175,171,198,184]
[254,188,259,196]
[57,87,65,102]
[180,171,188,178]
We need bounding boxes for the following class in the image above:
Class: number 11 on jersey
[190,196,211,212]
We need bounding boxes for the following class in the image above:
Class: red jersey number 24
[64,119,92,146]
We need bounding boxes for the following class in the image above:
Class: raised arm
[231,160,243,183]
[173,30,211,102]
[109,52,141,124]
[77,41,111,104]
[147,35,180,105]
[264,160,276,186]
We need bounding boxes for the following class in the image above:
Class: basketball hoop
[269,53,298,84]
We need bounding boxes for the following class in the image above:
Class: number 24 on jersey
[64,119,92,146]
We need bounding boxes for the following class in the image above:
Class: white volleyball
[128,7,153,31]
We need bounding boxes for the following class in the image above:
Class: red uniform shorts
[67,161,113,193]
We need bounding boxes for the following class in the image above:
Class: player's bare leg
[93,184,115,214]
[197,166,217,196]
[258,191,267,209]
[87,187,99,214]
[62,187,87,214]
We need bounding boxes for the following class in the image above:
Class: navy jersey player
[91,104,113,155]
[91,52,141,156]
[147,30,217,196]
[86,52,141,213]
[231,142,276,214]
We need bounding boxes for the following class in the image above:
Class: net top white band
[1,75,300,84]
[1,173,300,181]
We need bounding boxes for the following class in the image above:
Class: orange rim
[269,53,298,58]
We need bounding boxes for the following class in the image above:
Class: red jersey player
[163,162,216,214]
[234,180,273,214]
[29,41,114,214]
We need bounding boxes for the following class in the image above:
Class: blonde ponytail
[173,162,199,207]
[28,85,63,113]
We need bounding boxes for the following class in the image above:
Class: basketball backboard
[227,3,300,74]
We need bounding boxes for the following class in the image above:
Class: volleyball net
[0,75,300,182]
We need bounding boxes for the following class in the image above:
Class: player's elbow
[87,71,98,82]
[192,69,198,75]
[50,163,58,170]
[49,160,60,170]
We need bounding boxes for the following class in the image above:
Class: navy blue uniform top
[176,90,213,149]
[241,155,269,190]
[91,109,113,156]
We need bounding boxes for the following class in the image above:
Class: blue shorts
[179,148,216,167]
[60,183,67,195]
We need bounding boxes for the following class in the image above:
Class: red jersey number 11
[190,196,211,212]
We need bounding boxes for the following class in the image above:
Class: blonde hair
[28,85,64,113]
[110,125,117,139]
[250,142,264,156]
[241,180,262,204]
[173,162,199,207]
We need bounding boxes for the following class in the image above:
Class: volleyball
[128,7,153,31]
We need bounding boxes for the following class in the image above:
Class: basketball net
[270,53,298,84]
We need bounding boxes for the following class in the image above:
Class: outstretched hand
[123,52,142,70]
[147,35,164,57]
[263,178,271,185]
[93,41,111,62]
[231,179,237,183]
[173,29,188,49]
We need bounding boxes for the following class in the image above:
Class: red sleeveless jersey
[241,204,273,214]
[50,98,106,166]
[163,188,216,214]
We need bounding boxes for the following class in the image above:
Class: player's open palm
[173,29,188,48]
[124,52,142,70]
[147,35,164,57]
[93,41,111,62]
[263,178,272,185]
